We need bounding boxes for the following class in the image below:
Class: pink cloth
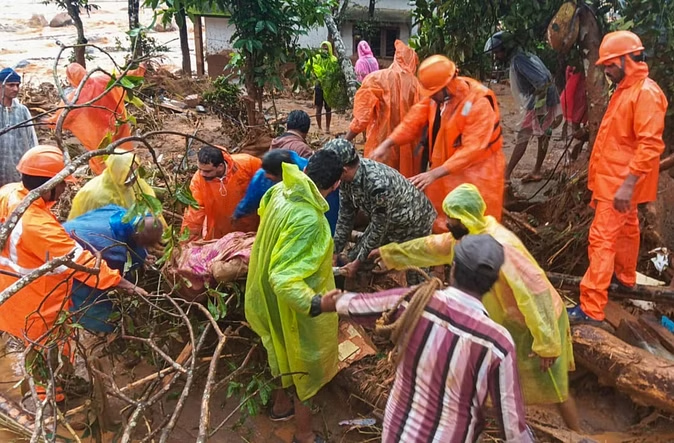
[176,232,255,291]
[355,41,379,82]
[560,66,587,124]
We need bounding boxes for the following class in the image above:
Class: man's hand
[529,352,557,372]
[145,254,157,268]
[339,260,361,278]
[116,279,149,297]
[614,175,638,213]
[370,140,394,163]
[368,249,381,261]
[344,130,358,142]
[409,170,439,191]
[320,289,344,313]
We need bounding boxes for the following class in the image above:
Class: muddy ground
[3,1,674,442]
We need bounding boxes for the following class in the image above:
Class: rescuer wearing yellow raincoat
[370,184,580,431]
[69,150,159,220]
[245,150,343,443]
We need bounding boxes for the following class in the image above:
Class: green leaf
[255,20,265,34]
[141,193,163,217]
[119,76,135,89]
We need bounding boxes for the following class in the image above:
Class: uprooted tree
[0,44,272,443]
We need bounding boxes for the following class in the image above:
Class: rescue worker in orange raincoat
[345,40,422,177]
[47,63,145,174]
[182,145,261,241]
[0,145,146,350]
[568,31,668,327]
[371,55,506,233]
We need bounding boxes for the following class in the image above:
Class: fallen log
[572,324,674,414]
[547,272,674,304]
[639,315,674,355]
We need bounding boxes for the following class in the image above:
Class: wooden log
[193,15,205,77]
[572,324,674,413]
[660,152,674,172]
[615,318,674,361]
[547,272,674,304]
[639,314,674,355]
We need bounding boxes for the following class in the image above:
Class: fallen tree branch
[547,272,674,304]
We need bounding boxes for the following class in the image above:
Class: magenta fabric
[176,231,255,291]
[355,41,379,82]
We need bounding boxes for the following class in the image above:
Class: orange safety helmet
[595,30,645,66]
[16,145,76,182]
[418,55,457,97]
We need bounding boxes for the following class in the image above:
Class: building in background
[193,0,416,77]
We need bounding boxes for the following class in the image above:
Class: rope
[374,267,443,367]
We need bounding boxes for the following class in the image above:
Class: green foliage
[217,0,336,100]
[610,0,674,139]
[202,75,246,121]
[410,0,565,77]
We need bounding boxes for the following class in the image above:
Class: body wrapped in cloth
[168,232,255,298]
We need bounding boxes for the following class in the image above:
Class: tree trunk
[66,1,87,67]
[324,13,358,107]
[577,4,606,149]
[128,0,141,59]
[178,7,192,75]
[572,324,674,414]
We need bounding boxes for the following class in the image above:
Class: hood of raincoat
[357,40,374,58]
[442,183,488,234]
[321,40,335,57]
[391,40,418,75]
[261,162,329,216]
[615,56,649,89]
[66,63,86,87]
[105,151,138,187]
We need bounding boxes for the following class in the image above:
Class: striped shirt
[336,286,534,443]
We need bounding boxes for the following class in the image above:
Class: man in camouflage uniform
[325,139,436,278]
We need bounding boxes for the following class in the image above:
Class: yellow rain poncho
[69,151,159,220]
[245,163,339,401]
[379,184,574,405]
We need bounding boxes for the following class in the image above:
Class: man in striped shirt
[314,234,533,442]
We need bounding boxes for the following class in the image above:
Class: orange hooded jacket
[48,63,144,174]
[588,58,667,205]
[350,41,421,177]
[390,77,505,232]
[182,150,262,240]
[0,183,121,345]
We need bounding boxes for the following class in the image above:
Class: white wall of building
[203,0,413,58]
[350,0,411,10]
[204,17,236,54]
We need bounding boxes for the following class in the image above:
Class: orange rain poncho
[182,149,261,240]
[349,41,421,177]
[0,183,121,346]
[580,55,667,320]
[389,77,505,232]
[68,150,159,220]
[378,184,574,405]
[48,63,144,174]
